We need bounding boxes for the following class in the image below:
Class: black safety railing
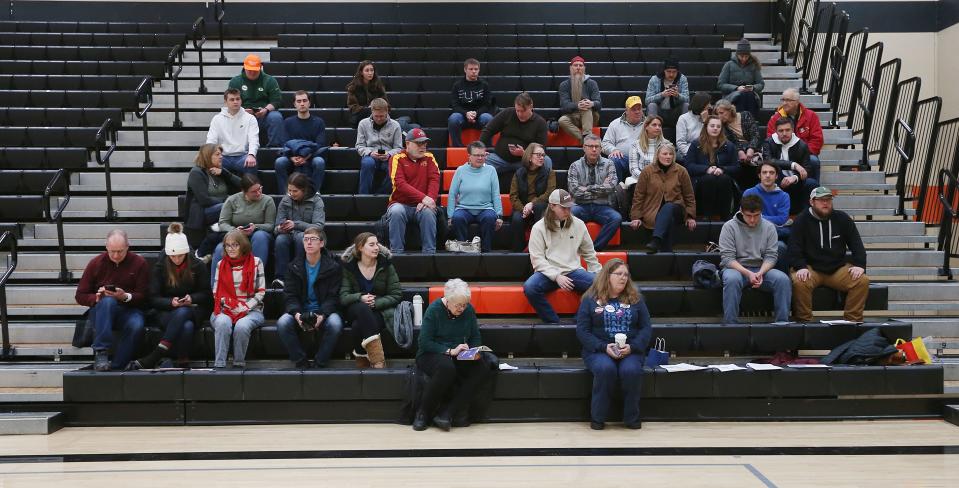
[879,77,921,177]
[776,0,795,64]
[192,16,209,96]
[847,42,882,169]
[893,118,917,218]
[828,28,866,128]
[794,0,821,94]
[772,0,792,59]
[803,3,832,92]
[135,75,155,168]
[937,169,959,279]
[41,169,71,283]
[894,97,941,221]
[214,0,227,64]
[869,59,902,168]
[817,6,848,97]
[917,118,959,225]
[789,0,816,60]
[845,39,878,132]
[0,231,15,358]
[95,118,119,221]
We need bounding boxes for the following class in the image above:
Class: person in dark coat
[131,223,211,369]
[762,117,817,214]
[276,226,343,368]
[186,143,242,259]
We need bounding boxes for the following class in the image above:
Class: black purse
[71,314,94,348]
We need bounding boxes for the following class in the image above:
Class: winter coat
[602,112,645,157]
[147,255,212,327]
[279,139,322,160]
[340,244,403,326]
[723,111,762,152]
[646,72,690,106]
[630,162,696,229]
[717,57,765,96]
[355,115,403,157]
[821,328,897,365]
[283,247,342,319]
[275,192,326,233]
[762,134,812,177]
[766,103,824,155]
[558,75,602,114]
[575,295,652,356]
[684,140,740,182]
[387,151,440,207]
[185,166,241,230]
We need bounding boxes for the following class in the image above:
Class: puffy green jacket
[339,244,402,326]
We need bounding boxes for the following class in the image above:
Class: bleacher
[0,10,957,428]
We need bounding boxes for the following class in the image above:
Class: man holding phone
[645,59,690,128]
[356,98,404,194]
[479,92,550,175]
[227,54,285,147]
[75,230,150,371]
[557,56,603,143]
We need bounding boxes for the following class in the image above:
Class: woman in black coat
[130,223,211,369]
[186,143,241,258]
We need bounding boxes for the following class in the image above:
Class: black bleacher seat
[0,21,192,35]
[0,32,185,48]
[0,127,98,148]
[0,147,88,169]
[0,107,122,128]
[1,60,167,78]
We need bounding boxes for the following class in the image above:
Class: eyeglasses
[247,186,263,194]
[303,236,322,243]
[610,271,631,278]
[583,144,601,149]
[469,152,487,158]
[531,152,546,157]
[224,242,240,249]
[781,98,799,102]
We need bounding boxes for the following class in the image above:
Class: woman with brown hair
[509,142,556,251]
[576,258,652,430]
[627,115,668,180]
[684,115,740,219]
[210,229,266,369]
[629,143,697,254]
[130,223,211,369]
[715,99,762,189]
[340,232,402,368]
[346,60,387,128]
[187,143,241,259]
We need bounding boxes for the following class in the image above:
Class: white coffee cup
[614,333,627,348]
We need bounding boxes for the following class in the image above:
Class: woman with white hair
[413,278,493,432]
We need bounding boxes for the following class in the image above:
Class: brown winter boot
[353,350,371,369]
[362,334,386,369]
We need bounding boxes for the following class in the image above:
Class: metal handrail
[214,0,227,64]
[41,169,71,283]
[855,76,874,170]
[795,2,820,94]
[937,168,958,279]
[135,75,155,168]
[0,231,16,358]
[827,43,844,127]
[893,118,917,218]
[777,0,792,65]
[94,118,118,221]
[191,16,208,97]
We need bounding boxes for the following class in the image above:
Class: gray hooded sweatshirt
[275,192,326,232]
[718,210,779,269]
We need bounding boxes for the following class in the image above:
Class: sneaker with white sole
[210,223,221,232]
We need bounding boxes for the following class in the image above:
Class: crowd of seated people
[69,43,882,432]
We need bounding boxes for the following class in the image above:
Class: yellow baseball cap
[625,96,643,109]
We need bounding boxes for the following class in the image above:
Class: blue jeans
[387,203,436,253]
[572,203,622,250]
[91,296,145,369]
[651,202,684,252]
[257,110,286,147]
[448,112,493,147]
[808,155,821,181]
[775,241,789,274]
[221,154,257,176]
[359,155,392,195]
[203,203,223,225]
[486,151,553,175]
[721,267,791,323]
[584,352,644,425]
[273,232,303,281]
[276,312,344,367]
[160,306,195,360]
[610,155,629,183]
[211,229,273,286]
[523,269,595,323]
[211,310,265,368]
[451,208,497,252]
[275,156,326,194]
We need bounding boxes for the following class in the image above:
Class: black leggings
[415,352,494,418]
[345,301,386,354]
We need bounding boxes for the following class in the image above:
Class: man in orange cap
[228,54,285,147]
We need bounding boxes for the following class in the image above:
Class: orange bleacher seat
[439,194,512,216]
[447,128,483,147]
[430,285,580,315]
[442,170,455,191]
[547,126,601,147]
[586,222,621,246]
[446,148,468,168]
[581,251,626,269]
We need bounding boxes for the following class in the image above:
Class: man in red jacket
[75,230,150,371]
[386,128,441,253]
[767,88,823,179]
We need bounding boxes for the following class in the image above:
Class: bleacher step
[866,250,943,267]
[181,50,271,64]
[0,412,63,435]
[0,364,76,388]
[0,388,63,402]
[73,172,187,191]
[945,405,959,427]
[821,171,886,185]
[17,238,160,249]
[6,323,76,343]
[833,194,900,210]
[107,150,199,168]
[29,222,160,240]
[888,283,959,301]
[118,129,207,147]
[910,318,959,337]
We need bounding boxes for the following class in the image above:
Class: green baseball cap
[810,186,834,199]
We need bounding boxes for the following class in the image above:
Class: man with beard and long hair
[787,187,869,323]
[558,56,602,143]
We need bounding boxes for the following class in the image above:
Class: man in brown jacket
[628,143,696,253]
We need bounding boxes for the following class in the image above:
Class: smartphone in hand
[104,284,117,292]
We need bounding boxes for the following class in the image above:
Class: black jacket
[185,166,241,230]
[147,254,212,325]
[450,78,495,115]
[821,328,897,365]
[787,208,867,274]
[283,247,342,318]
[762,136,812,179]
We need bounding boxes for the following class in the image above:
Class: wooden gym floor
[1,420,957,487]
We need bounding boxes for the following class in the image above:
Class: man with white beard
[557,56,602,143]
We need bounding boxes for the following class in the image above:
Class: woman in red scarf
[211,230,266,368]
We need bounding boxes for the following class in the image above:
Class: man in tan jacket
[524,189,601,323]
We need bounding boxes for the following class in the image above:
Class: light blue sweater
[448,163,502,216]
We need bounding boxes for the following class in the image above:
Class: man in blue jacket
[275,90,328,194]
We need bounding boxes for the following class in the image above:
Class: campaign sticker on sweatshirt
[241,85,248,91]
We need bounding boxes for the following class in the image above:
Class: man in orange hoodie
[386,128,441,253]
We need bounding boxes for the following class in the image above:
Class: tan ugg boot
[354,350,371,369]
[362,334,386,369]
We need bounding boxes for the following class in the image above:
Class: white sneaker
[467,236,482,253]
[622,176,638,189]
[444,239,462,252]
[210,223,221,232]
